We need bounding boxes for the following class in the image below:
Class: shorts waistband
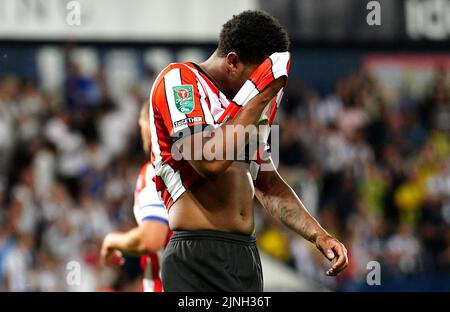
[170,230,256,246]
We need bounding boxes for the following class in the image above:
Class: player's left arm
[254,158,348,276]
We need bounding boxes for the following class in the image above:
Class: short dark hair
[218,10,290,64]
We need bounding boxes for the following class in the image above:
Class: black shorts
[161,230,263,292]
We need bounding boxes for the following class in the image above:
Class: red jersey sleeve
[151,64,215,141]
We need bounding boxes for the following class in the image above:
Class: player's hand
[315,234,348,276]
[101,234,125,267]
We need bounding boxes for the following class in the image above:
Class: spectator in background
[0,75,20,174]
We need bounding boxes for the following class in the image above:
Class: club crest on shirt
[173,85,194,114]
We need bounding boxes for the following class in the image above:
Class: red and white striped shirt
[149,62,230,209]
[149,54,290,209]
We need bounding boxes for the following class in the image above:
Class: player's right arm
[179,80,284,179]
[153,66,285,179]
[101,220,168,260]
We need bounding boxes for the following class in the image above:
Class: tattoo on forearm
[266,196,317,243]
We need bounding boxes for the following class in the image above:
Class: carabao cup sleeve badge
[173,85,195,114]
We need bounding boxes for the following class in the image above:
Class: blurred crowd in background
[0,46,449,291]
[260,66,450,290]
[0,53,152,291]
